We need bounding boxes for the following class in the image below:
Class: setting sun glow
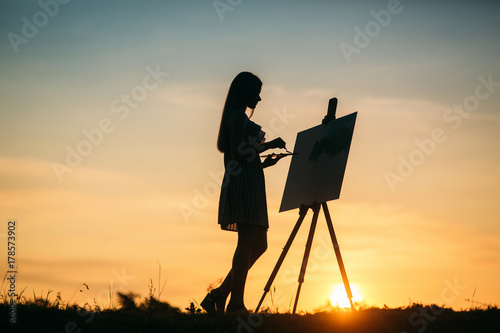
[329,283,363,308]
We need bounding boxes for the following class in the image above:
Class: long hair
[217,72,262,153]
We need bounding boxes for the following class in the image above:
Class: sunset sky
[1,0,499,313]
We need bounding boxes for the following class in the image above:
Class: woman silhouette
[201,72,286,315]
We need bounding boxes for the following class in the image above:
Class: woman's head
[217,72,262,152]
[225,71,262,111]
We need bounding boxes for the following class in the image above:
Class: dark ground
[1,303,500,333]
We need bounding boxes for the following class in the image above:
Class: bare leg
[216,226,267,300]
[251,226,268,263]
[227,225,267,308]
[216,270,232,299]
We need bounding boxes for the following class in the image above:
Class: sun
[329,283,363,308]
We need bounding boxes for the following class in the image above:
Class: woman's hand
[258,137,286,154]
[262,154,287,168]
[270,137,286,149]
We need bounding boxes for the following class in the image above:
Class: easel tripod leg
[255,206,309,313]
[292,203,320,314]
[322,202,355,310]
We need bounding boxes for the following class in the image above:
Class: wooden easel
[255,98,355,314]
[254,202,354,313]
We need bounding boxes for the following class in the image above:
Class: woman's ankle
[227,299,244,308]
[226,301,248,315]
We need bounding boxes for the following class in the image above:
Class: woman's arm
[229,111,287,162]
[256,137,286,153]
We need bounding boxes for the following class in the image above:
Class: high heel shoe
[200,289,226,314]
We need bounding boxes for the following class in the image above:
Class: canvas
[280,112,357,212]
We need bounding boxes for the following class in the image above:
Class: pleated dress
[218,117,269,232]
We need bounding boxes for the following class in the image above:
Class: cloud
[156,83,223,110]
[0,156,53,186]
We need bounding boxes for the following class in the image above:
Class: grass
[1,298,499,333]
[1,270,499,333]
[1,290,499,333]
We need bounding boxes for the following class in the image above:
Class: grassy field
[1,294,499,333]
